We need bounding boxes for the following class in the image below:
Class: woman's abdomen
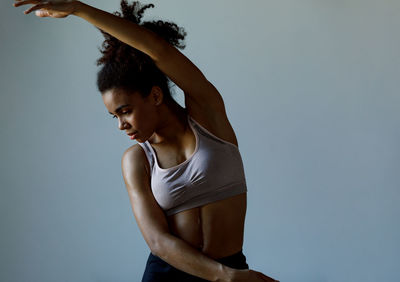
[167,193,247,259]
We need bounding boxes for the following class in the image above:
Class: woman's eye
[111,111,130,119]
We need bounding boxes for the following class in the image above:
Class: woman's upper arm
[121,144,169,253]
[155,44,226,116]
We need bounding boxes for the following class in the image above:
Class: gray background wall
[1,0,399,281]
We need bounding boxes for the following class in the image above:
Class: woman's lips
[128,132,138,140]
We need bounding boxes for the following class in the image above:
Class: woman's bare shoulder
[121,144,151,176]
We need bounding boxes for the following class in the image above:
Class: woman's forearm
[72,1,166,61]
[153,232,235,281]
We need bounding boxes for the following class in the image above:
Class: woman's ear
[150,86,163,106]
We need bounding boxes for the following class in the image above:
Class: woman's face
[102,87,160,143]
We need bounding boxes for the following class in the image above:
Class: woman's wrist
[217,264,236,282]
[71,1,86,17]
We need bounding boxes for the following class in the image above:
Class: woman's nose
[118,118,128,130]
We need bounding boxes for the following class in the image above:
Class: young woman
[14,1,280,281]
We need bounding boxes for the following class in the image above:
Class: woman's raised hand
[13,0,79,18]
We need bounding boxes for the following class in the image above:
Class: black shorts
[141,250,249,282]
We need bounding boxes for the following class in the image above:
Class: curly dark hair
[96,0,187,102]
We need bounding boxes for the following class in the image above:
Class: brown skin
[15,1,280,281]
[102,86,260,281]
[102,86,247,259]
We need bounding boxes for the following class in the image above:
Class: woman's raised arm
[73,1,224,111]
[14,0,226,116]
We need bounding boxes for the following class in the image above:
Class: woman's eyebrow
[108,104,131,115]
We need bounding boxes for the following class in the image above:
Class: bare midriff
[167,193,247,260]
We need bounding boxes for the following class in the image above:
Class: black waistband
[149,249,249,270]
[214,249,248,269]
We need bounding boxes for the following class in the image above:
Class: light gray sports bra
[137,115,247,216]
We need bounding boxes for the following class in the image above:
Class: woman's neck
[149,99,188,145]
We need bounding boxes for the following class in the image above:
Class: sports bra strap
[137,142,155,169]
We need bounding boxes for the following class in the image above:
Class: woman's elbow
[148,232,171,257]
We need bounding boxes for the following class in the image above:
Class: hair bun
[96,0,186,66]
[114,0,153,24]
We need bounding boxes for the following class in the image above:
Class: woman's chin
[134,136,146,143]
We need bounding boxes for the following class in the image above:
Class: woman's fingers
[23,2,51,14]
[13,0,51,15]
[14,0,75,18]
[13,0,41,8]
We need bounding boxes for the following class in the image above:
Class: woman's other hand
[230,269,280,282]
[13,0,80,18]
